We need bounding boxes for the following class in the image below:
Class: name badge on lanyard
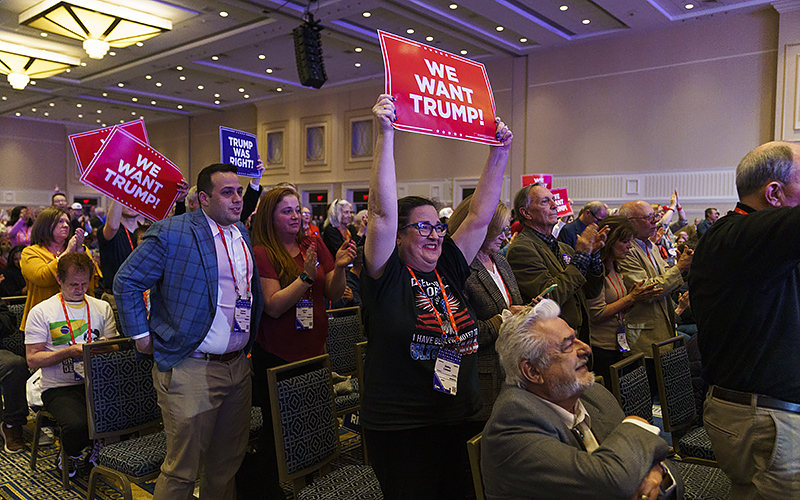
[617,322,631,352]
[296,298,313,330]
[234,297,251,334]
[434,348,461,396]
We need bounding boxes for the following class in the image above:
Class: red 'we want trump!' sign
[378,30,500,146]
[79,127,183,221]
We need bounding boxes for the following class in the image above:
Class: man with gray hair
[557,200,608,249]
[691,141,800,499]
[481,300,678,500]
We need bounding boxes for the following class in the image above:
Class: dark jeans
[0,349,29,426]
[364,421,471,500]
[42,384,89,457]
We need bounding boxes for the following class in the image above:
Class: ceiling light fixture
[449,4,458,9]
[176,65,183,70]
[407,29,414,34]
[150,100,156,105]
[214,100,220,104]
[145,74,152,79]
[258,54,265,59]
[354,62,361,67]
[214,93,220,97]
[211,55,219,61]
[560,5,568,11]
[197,85,204,90]
[244,94,249,98]
[20,0,172,60]
[179,75,185,80]
[156,82,162,87]
[117,82,124,87]
[177,105,182,109]
[276,87,282,92]
[426,36,433,41]
[362,12,371,17]
[219,11,228,17]
[354,47,362,52]
[0,40,80,89]
[78,113,82,117]
[520,37,528,43]
[136,42,143,47]
[132,97,137,101]
[265,68,273,73]
[582,19,590,24]
[496,26,504,32]
[685,3,694,8]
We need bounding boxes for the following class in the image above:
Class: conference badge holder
[233,297,251,334]
[296,298,313,330]
[617,322,631,352]
[433,346,460,396]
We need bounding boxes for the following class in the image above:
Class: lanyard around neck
[59,293,91,345]
[216,223,250,299]
[406,266,459,341]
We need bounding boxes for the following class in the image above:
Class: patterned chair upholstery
[325,307,364,375]
[2,298,27,357]
[653,338,717,465]
[673,461,731,500]
[82,338,166,500]
[268,354,382,499]
[617,365,653,424]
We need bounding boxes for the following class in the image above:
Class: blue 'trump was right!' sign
[220,126,259,177]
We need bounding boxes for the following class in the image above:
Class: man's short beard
[547,369,595,402]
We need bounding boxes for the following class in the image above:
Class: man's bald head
[619,200,656,240]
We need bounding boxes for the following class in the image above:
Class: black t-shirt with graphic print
[360,237,481,430]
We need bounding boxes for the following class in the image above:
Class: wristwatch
[299,272,314,285]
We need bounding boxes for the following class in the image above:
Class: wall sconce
[0,40,80,89]
[19,0,172,60]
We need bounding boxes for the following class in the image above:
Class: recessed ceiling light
[214,93,220,98]
[96,119,101,123]
[244,94,249,98]
[449,3,458,9]
[219,11,228,17]
[80,62,87,67]
[426,36,434,41]
[238,87,245,92]
[145,75,152,79]
[78,114,83,118]
[109,51,115,56]
[136,42,143,47]
[560,5,568,11]
[685,3,694,8]
[212,55,219,61]
[119,119,124,123]
[355,62,361,67]
[31,108,36,112]
[132,97,138,102]
[117,83,124,87]
[177,105,183,109]
[460,50,467,55]
[66,69,70,72]
[77,103,82,107]
[97,109,102,113]
[496,26,504,32]
[151,101,156,105]
[49,102,55,107]
[198,85,204,90]
[362,12,371,17]
[139,116,144,120]
[214,100,220,104]
[276,87,283,92]
[15,112,20,116]
[179,75,186,80]
[102,123,107,127]
[156,82,162,87]
[40,32,47,37]
[582,19,590,24]
[355,47,362,52]
[176,65,183,70]
[520,37,528,43]
[131,111,136,115]
[30,81,36,85]
[44,112,49,116]
[258,54,265,59]
[407,29,414,34]
[101,92,107,96]
[1,96,6,100]
[266,68,273,73]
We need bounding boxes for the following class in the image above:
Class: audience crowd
[0,96,794,500]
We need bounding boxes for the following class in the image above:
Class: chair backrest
[325,306,364,375]
[2,296,27,357]
[610,353,653,424]
[652,336,696,432]
[467,433,484,500]
[354,340,367,393]
[267,354,340,482]
[82,337,161,439]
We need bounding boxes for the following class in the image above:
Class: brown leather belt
[189,349,244,362]
[711,386,800,415]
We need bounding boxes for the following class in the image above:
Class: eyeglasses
[400,221,448,237]
[628,213,658,223]
[500,226,512,238]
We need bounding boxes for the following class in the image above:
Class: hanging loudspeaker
[293,15,327,89]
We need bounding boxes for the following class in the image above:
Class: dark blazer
[114,209,264,371]
[507,226,603,343]
[463,254,523,420]
[482,383,675,500]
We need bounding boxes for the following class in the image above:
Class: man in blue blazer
[115,163,263,500]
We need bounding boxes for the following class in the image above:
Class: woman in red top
[249,187,355,499]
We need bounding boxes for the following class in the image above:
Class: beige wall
[525,8,778,180]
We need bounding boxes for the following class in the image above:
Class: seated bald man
[481,299,681,500]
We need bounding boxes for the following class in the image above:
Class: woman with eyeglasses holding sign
[361,94,512,500]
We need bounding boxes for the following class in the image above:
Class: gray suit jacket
[482,383,672,500]
[617,239,683,356]
[507,226,603,343]
[464,254,523,419]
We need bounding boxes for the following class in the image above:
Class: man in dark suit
[115,164,263,500]
[507,183,606,343]
[482,300,680,500]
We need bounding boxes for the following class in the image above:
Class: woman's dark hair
[397,196,437,230]
[7,206,27,227]
[30,208,71,248]
[598,216,636,267]
[6,245,25,271]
